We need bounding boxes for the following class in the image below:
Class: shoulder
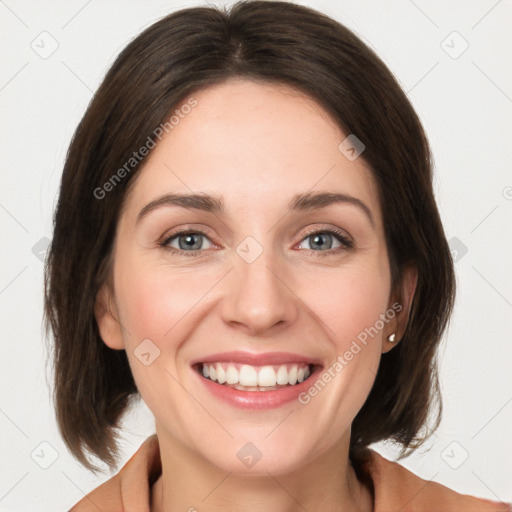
[365,449,511,512]
[67,435,160,512]
[68,473,123,512]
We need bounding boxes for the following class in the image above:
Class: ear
[382,264,418,353]
[94,283,125,350]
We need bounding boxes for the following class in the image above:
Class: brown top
[70,440,511,511]
[364,450,511,511]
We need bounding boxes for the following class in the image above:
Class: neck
[150,429,373,512]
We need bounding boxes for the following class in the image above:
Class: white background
[1,0,511,510]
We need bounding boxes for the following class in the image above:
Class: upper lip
[190,351,323,367]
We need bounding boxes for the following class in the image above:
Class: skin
[95,78,417,512]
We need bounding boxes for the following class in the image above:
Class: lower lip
[193,365,322,409]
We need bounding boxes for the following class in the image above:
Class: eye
[297,228,353,254]
[162,230,214,254]
[160,226,353,257]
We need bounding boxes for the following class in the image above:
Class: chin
[192,432,317,477]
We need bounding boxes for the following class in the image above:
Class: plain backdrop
[1,0,511,510]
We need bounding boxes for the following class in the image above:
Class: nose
[221,248,299,336]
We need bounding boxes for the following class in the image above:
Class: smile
[196,362,314,391]
[191,351,323,409]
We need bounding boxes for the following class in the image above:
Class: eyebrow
[136,191,374,226]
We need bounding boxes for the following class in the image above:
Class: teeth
[239,365,258,386]
[226,365,238,384]
[201,362,313,388]
[258,366,277,387]
[288,365,298,385]
[276,365,288,385]
[216,364,226,384]
[232,384,281,392]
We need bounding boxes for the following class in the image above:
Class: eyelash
[159,226,354,258]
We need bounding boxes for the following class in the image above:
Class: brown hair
[44,0,455,472]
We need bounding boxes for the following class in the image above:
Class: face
[96,78,414,476]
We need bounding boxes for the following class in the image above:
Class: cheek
[294,262,390,430]
[301,259,391,347]
[115,262,206,344]
[113,262,202,416]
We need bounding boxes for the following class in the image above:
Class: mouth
[193,361,318,392]
[190,352,323,409]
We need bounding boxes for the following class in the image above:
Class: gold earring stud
[387,333,396,342]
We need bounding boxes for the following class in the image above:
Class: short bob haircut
[44,0,455,472]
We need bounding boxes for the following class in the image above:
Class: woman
[44,1,510,510]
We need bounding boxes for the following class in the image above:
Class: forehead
[122,78,381,225]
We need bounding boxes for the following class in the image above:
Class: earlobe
[383,265,418,352]
[94,285,125,350]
